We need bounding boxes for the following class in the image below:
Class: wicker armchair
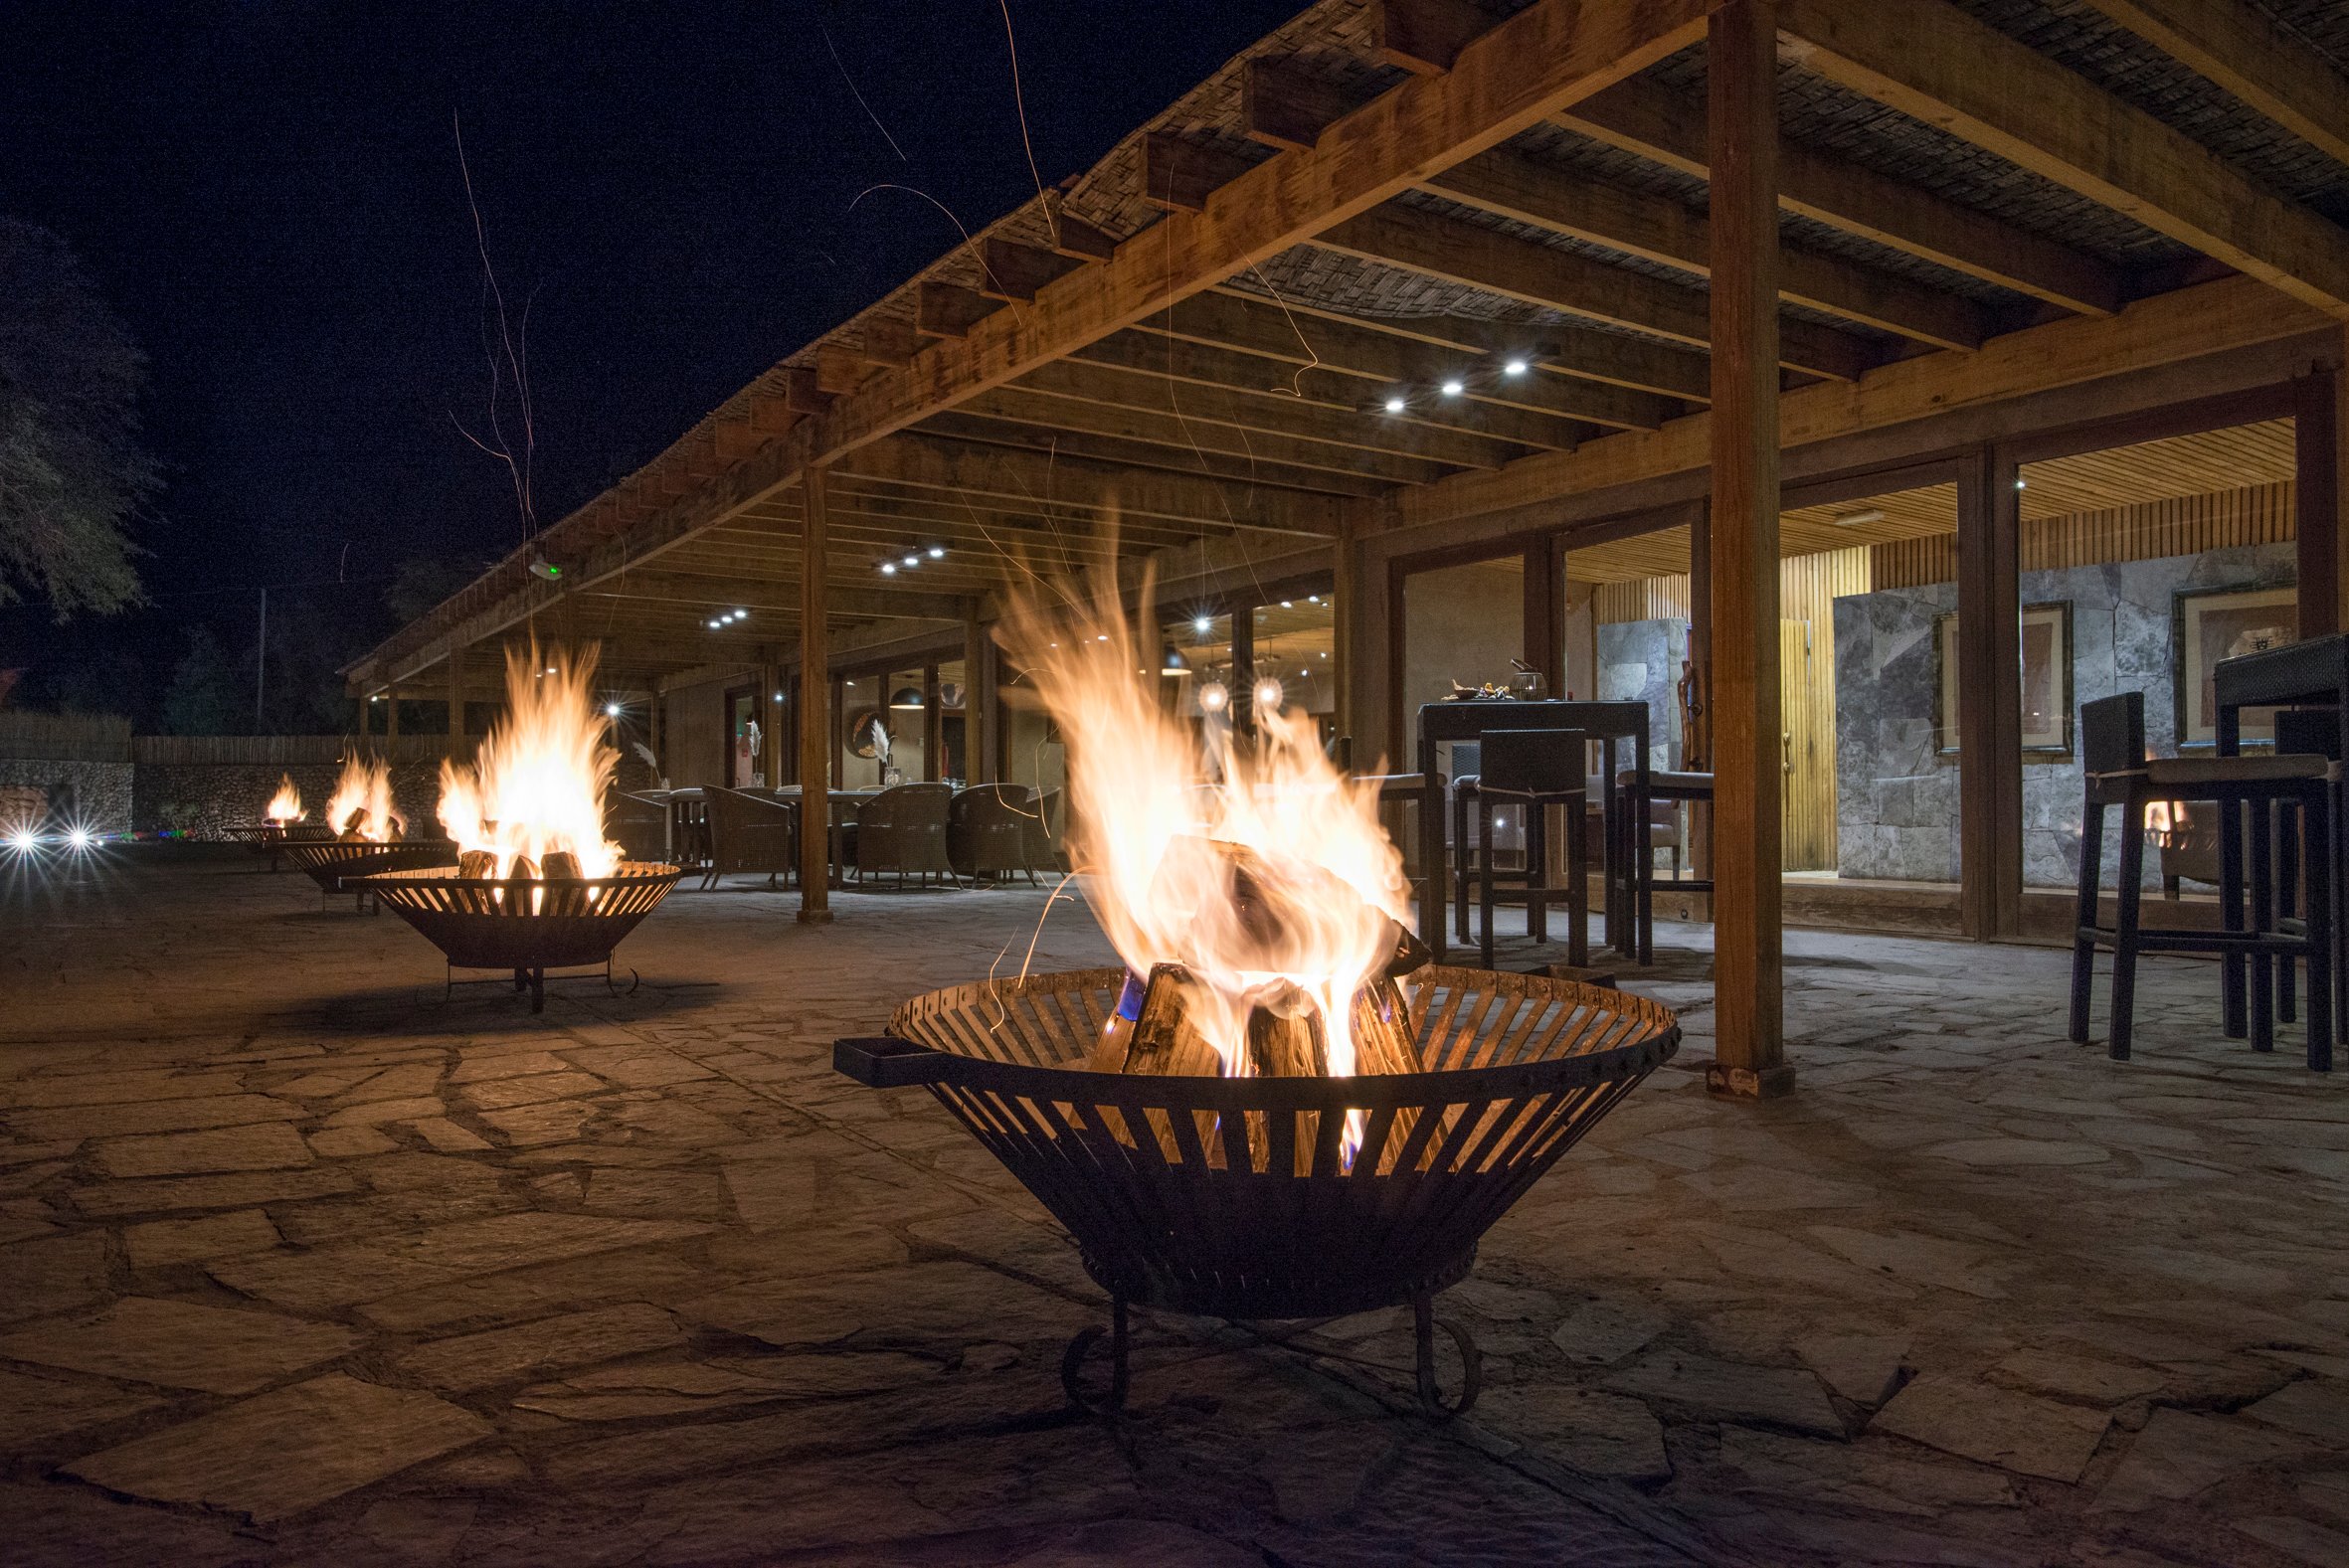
[701,788,798,890]
[949,784,1039,885]
[609,791,669,867]
[851,783,960,888]
[1024,786,1066,878]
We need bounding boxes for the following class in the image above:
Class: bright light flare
[439,642,622,880]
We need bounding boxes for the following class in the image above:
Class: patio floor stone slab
[0,1296,360,1393]
[1870,1373,2113,1481]
[65,1373,489,1521]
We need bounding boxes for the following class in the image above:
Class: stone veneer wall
[1595,618,1687,771]
[0,760,134,835]
[131,754,662,840]
[1833,543,2295,889]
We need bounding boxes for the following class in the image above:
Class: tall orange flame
[266,775,303,823]
[438,643,621,878]
[1000,571,1408,1082]
[323,754,401,841]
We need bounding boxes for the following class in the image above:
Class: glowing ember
[438,642,621,879]
[323,753,402,842]
[1001,571,1410,1091]
[265,775,303,823]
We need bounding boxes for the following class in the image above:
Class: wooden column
[758,660,782,784]
[1955,446,2023,940]
[385,687,400,744]
[1331,518,1355,756]
[1705,0,1792,1099]
[647,683,665,783]
[357,690,371,742]
[798,468,833,923]
[1231,597,1258,735]
[965,610,998,783]
[446,647,466,758]
[2295,360,2345,637]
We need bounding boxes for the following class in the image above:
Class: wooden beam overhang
[1779,0,2349,320]
[959,384,1456,485]
[1309,205,1882,380]
[1423,147,1989,351]
[1011,358,1524,469]
[2077,0,2349,171]
[1070,331,1589,451]
[350,0,1717,688]
[1135,289,1679,430]
[1554,76,2124,317]
[584,575,973,621]
[912,410,1396,498]
[1392,271,2333,536]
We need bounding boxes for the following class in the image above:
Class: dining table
[2212,632,2349,1038]
[770,785,889,888]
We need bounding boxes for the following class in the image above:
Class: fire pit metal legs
[1059,1297,1131,1415]
[836,964,1678,1420]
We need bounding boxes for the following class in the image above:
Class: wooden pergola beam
[962,384,1455,484]
[1312,205,1880,379]
[915,410,1395,498]
[584,575,973,620]
[1011,359,1520,469]
[2077,0,2349,171]
[1781,0,2349,319]
[1425,145,1987,351]
[1072,330,1589,450]
[1140,288,1679,430]
[838,433,1348,536]
[1556,76,2123,316]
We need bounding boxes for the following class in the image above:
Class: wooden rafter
[1312,204,1880,379]
[1424,145,1987,350]
[1136,288,1678,430]
[2077,0,2349,171]
[1555,76,2123,316]
[1780,0,2349,319]
[914,409,1395,497]
[961,384,1455,485]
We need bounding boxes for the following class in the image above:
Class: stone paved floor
[2,848,2347,1566]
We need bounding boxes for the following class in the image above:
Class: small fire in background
[1001,569,1417,1114]
[439,642,621,881]
[324,753,402,842]
[265,775,303,824]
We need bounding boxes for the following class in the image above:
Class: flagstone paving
[1,846,2346,1564]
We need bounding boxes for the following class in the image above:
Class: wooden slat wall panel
[1874,480,2296,590]
[1778,547,1871,872]
[1592,575,1692,624]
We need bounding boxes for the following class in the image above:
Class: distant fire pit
[361,861,681,1009]
[224,820,335,872]
[835,962,1677,1417]
[279,836,459,903]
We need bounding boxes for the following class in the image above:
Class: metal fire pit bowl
[834,963,1678,1418]
[224,822,336,872]
[359,862,681,1010]
[278,838,460,903]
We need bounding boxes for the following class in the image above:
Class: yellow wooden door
[1779,617,1837,871]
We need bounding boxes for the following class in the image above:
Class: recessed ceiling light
[927,546,945,559]
[2016,478,2028,490]
[880,563,897,575]
[903,554,920,568]
[1383,396,1405,414]
[1308,595,1321,604]
[1502,359,1528,376]
[604,702,622,717]
[1833,507,1887,529]
[1281,600,1293,609]
[1440,379,1464,397]
[1193,615,1212,633]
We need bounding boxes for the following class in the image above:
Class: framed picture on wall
[1934,602,2073,756]
[2176,585,2298,747]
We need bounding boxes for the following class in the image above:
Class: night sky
[1,0,1303,722]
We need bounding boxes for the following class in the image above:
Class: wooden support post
[2296,356,2346,637]
[446,648,466,758]
[965,610,998,784]
[1954,447,2022,940]
[758,660,781,784]
[386,687,400,744]
[1523,533,1563,697]
[357,690,371,742]
[798,468,833,923]
[1705,0,1791,1099]
[1332,515,1356,758]
[1232,596,1258,736]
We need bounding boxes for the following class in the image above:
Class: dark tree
[386,554,488,625]
[160,625,243,734]
[0,220,155,617]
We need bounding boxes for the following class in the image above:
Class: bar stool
[1470,728,1588,969]
[2267,707,2340,1032]
[2067,692,2333,1069]
[1622,768,1715,918]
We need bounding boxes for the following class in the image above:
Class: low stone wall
[0,760,135,835]
[134,763,444,841]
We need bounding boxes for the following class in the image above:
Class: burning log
[508,855,540,881]
[542,850,583,880]
[457,850,497,879]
